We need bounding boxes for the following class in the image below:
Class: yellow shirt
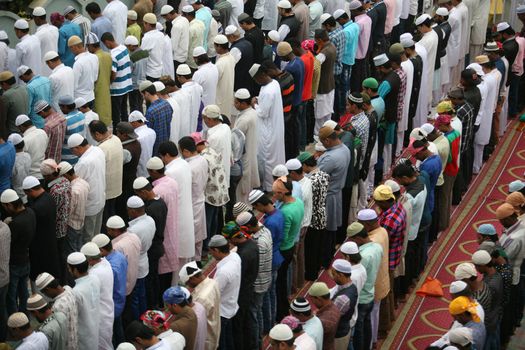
[369,226,391,300]
[126,23,142,45]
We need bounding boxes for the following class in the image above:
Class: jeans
[219,316,234,350]
[111,93,129,130]
[7,263,30,315]
[204,203,220,251]
[131,278,147,320]
[251,291,266,349]
[484,325,500,350]
[353,301,374,350]
[112,316,125,347]
[0,284,7,341]
[66,226,83,253]
[128,90,143,114]
[263,269,278,334]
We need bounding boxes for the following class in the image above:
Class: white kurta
[206,123,232,184]
[447,8,462,69]
[414,44,429,127]
[35,24,59,77]
[256,79,285,191]
[181,81,203,133]
[103,0,128,44]
[16,34,42,76]
[262,0,279,31]
[475,69,501,146]
[417,30,438,115]
[234,107,260,201]
[162,34,175,78]
[470,0,490,51]
[186,155,208,244]
[193,62,219,107]
[473,79,490,146]
[23,126,48,179]
[215,52,235,118]
[73,274,101,350]
[89,259,114,350]
[171,16,190,63]
[49,63,75,112]
[455,2,470,58]
[165,157,195,258]
[165,95,181,141]
[400,59,413,133]
[141,30,165,79]
[73,51,99,103]
[169,89,191,142]
[135,125,156,177]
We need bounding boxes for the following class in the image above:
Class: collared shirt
[146,98,172,155]
[10,151,28,200]
[113,231,142,295]
[127,214,156,279]
[303,316,324,350]
[67,177,89,230]
[354,14,371,60]
[43,112,67,162]
[110,45,133,96]
[38,311,67,350]
[73,51,99,102]
[102,0,128,44]
[330,282,357,315]
[48,176,71,239]
[193,62,219,106]
[500,221,525,285]
[18,331,48,350]
[141,29,165,78]
[73,274,101,350]
[328,27,346,75]
[358,241,383,304]
[74,145,106,216]
[316,302,340,350]
[379,202,407,270]
[106,250,128,317]
[0,221,10,287]
[193,277,221,350]
[206,123,232,183]
[170,15,190,62]
[26,75,52,128]
[49,64,74,112]
[98,135,123,200]
[92,16,114,50]
[214,251,242,318]
[341,21,360,66]
[351,111,370,165]
[456,101,475,153]
[23,126,48,179]
[129,49,148,90]
[52,286,78,350]
[279,198,305,251]
[1,84,29,135]
[16,34,42,76]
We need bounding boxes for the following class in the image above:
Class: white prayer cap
[143,13,157,24]
[124,35,139,46]
[448,327,473,346]
[140,80,154,92]
[153,81,166,93]
[67,133,85,148]
[357,208,378,221]
[214,34,228,44]
[415,13,431,26]
[32,7,46,16]
[466,63,484,76]
[341,241,359,255]
[400,32,413,41]
[420,123,435,135]
[323,120,338,129]
[410,127,428,140]
[146,157,164,170]
[454,262,477,280]
[75,97,87,109]
[236,211,254,226]
[127,195,145,209]
[160,5,174,15]
[63,5,76,16]
[133,177,150,190]
[272,164,289,176]
[509,180,525,193]
[349,0,362,10]
[179,261,202,284]
[193,46,206,57]
[7,312,29,328]
[1,189,19,203]
[333,9,346,19]
[449,280,467,294]
[277,0,292,8]
[269,324,294,341]
[7,133,23,145]
[116,343,136,350]
[176,64,192,75]
[332,258,352,273]
[22,176,40,190]
[225,25,238,35]
[58,161,72,176]
[67,252,87,265]
[92,233,111,248]
[16,65,30,77]
[320,13,332,24]
[80,242,101,257]
[106,215,126,229]
[234,88,251,99]
[315,142,326,152]
[373,54,389,67]
[129,110,146,123]
[35,272,56,290]
[268,30,280,42]
[249,63,262,77]
[43,50,59,62]
[496,21,510,32]
[248,189,265,204]
[182,5,194,13]
[0,31,7,40]
[285,159,302,171]
[384,179,401,192]
[436,7,449,16]
[400,36,414,47]
[517,5,525,14]
[127,10,138,20]
[472,250,491,265]
[202,104,222,119]
[14,19,29,30]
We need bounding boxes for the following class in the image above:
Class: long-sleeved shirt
[91,16,113,50]
[328,27,346,75]
[89,259,115,350]
[16,34,42,76]
[106,250,128,317]
[0,221,10,288]
[43,112,67,162]
[26,75,52,128]
[0,142,15,192]
[379,202,407,270]
[341,21,360,66]
[141,29,166,78]
[23,126,48,179]
[67,177,89,230]
[102,0,128,44]
[51,286,78,350]
[73,274,101,350]
[0,84,28,136]
[127,214,155,279]
[192,277,221,350]
[38,311,67,350]
[146,98,172,155]
[214,251,242,319]
[73,51,99,103]
[58,22,82,68]
[11,152,30,202]
[112,232,142,295]
[48,176,71,239]
[49,64,74,112]
[354,14,371,60]
[74,145,106,216]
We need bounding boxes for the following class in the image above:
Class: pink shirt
[513,36,525,76]
[355,13,372,60]
[383,0,396,34]
[112,232,142,295]
[153,175,180,274]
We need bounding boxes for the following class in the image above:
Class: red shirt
[444,129,461,176]
[300,51,315,101]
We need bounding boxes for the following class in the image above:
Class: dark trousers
[112,316,125,347]
[304,227,325,281]
[204,203,221,252]
[219,316,234,350]
[334,71,349,121]
[225,174,242,222]
[322,230,337,269]
[297,101,307,151]
[276,247,294,322]
[57,236,69,285]
[7,263,29,315]
[233,294,256,350]
[353,301,374,350]
[350,58,369,93]
[129,89,143,114]
[305,99,315,144]
[428,186,442,243]
[0,284,7,342]
[146,256,161,309]
[337,186,353,244]
[102,198,117,234]
[131,277,147,320]
[111,93,129,130]
[509,73,520,116]
[146,75,159,82]
[284,110,300,160]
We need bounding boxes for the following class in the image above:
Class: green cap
[297,152,313,163]
[362,77,378,89]
[308,282,330,297]
[347,222,365,237]
[389,43,405,56]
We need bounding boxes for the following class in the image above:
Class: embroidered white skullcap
[373,54,389,66]
[436,7,449,16]
[320,13,332,24]
[35,272,55,290]
[106,215,126,229]
[277,0,292,8]
[234,88,251,99]
[472,250,491,265]
[16,65,30,77]
[225,25,238,35]
[269,324,294,341]
[146,157,164,170]
[92,233,111,248]
[22,176,40,190]
[384,179,401,192]
[32,7,46,16]
[415,13,431,26]
[454,262,477,280]
[449,280,468,294]
[7,133,23,145]
[202,104,221,119]
[420,123,435,135]
[268,30,280,42]
[179,261,202,284]
[80,242,101,257]
[285,159,302,171]
[332,258,352,273]
[341,241,359,255]
[14,19,29,30]
[357,208,378,221]
[176,64,192,75]
[67,252,86,265]
[333,9,346,19]
[129,110,146,123]
[58,161,72,176]
[193,46,206,57]
[448,327,473,346]
[160,5,174,15]
[236,211,254,226]
[1,189,19,203]
[7,312,29,328]
[67,133,85,148]
[128,10,138,20]
[496,21,510,32]
[133,177,150,190]
[153,81,166,92]
[272,164,289,176]
[127,195,145,209]
[15,114,30,126]
[214,34,228,44]
[182,5,194,13]
[124,35,139,46]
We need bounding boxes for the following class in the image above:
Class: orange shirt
[300,51,315,101]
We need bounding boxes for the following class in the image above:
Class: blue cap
[58,95,75,106]
[162,286,187,305]
[477,224,496,236]
[509,180,525,193]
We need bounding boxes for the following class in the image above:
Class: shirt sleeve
[378,81,391,98]
[278,24,291,41]
[230,47,242,64]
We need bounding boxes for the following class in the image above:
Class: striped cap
[290,297,311,312]
[233,202,251,217]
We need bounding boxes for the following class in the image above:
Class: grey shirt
[0,221,10,287]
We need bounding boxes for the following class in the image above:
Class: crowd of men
[0,0,525,349]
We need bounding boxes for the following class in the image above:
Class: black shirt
[145,197,167,260]
[9,208,36,266]
[244,26,265,64]
[236,239,259,305]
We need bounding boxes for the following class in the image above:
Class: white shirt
[206,123,232,183]
[447,7,462,68]
[16,34,42,76]
[141,29,165,79]
[73,274,101,350]
[227,0,243,27]
[180,81,203,133]
[193,62,218,106]
[17,331,49,350]
[73,51,99,102]
[215,52,235,118]
[214,251,241,318]
[98,135,123,200]
[135,124,157,177]
[23,126,48,179]
[400,59,414,133]
[147,339,173,350]
[350,263,367,327]
[75,145,106,216]
[298,176,312,227]
[169,89,190,143]
[89,258,115,350]
[417,30,438,114]
[103,0,128,44]
[127,214,156,279]
[0,42,8,72]
[49,63,74,112]
[84,110,100,145]
[35,23,59,77]
[158,329,186,350]
[162,34,175,78]
[294,332,317,350]
[171,16,190,63]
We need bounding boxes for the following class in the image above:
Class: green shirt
[358,241,383,304]
[279,198,304,251]
[39,311,68,350]
[94,50,113,126]
[1,84,29,137]
[126,23,142,45]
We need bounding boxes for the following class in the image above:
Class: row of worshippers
[423,182,525,350]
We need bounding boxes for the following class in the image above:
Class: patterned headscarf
[301,39,315,52]
[140,310,172,331]
[448,296,481,322]
[222,221,249,239]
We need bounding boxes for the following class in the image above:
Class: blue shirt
[146,98,173,155]
[370,95,385,123]
[0,142,16,192]
[263,208,285,268]
[419,154,442,213]
[58,21,82,67]
[328,27,346,75]
[62,110,86,165]
[196,8,212,50]
[342,21,360,66]
[91,16,114,51]
[284,57,305,106]
[106,250,128,317]
[27,75,52,128]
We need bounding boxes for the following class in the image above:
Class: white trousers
[371,300,381,343]
[473,143,485,174]
[383,144,392,175]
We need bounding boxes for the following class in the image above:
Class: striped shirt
[252,226,273,293]
[62,110,86,165]
[43,112,67,163]
[68,177,89,230]
[110,45,133,96]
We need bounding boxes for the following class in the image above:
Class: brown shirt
[317,42,336,94]
[316,302,340,350]
[169,306,198,350]
[369,226,390,300]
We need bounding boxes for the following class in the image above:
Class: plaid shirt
[394,68,407,122]
[146,98,173,155]
[379,201,407,270]
[43,112,67,163]
[329,27,347,75]
[49,176,71,239]
[351,111,370,166]
[455,101,475,153]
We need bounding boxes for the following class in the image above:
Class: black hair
[347,252,362,264]
[143,85,157,95]
[303,156,317,167]
[125,321,155,342]
[412,139,426,149]
[387,53,402,65]
[178,136,197,153]
[323,17,337,27]
[89,120,108,134]
[337,13,350,20]
[261,60,278,71]
[253,194,272,206]
[481,60,496,69]
[247,215,259,227]
[45,279,60,289]
[183,9,196,17]
[314,29,329,41]
[70,260,89,273]
[392,160,416,178]
[354,228,368,238]
[86,2,102,14]
[100,32,115,42]
[214,43,230,50]
[14,140,25,150]
[211,244,230,254]
[288,38,301,49]
[3,76,16,85]
[239,16,254,24]
[195,54,210,65]
[21,69,33,77]
[290,167,303,175]
[158,141,179,157]
[101,240,113,251]
[502,27,515,36]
